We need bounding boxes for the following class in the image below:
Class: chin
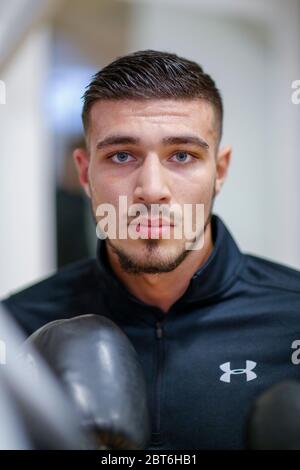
[113,240,189,275]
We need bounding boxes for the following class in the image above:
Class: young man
[2,50,300,450]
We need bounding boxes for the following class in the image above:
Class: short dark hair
[82,49,223,143]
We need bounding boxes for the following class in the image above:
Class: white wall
[0,27,56,298]
[127,0,300,269]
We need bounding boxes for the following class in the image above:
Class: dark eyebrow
[96,134,209,151]
[162,135,209,149]
[96,135,139,150]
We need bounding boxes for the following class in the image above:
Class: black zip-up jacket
[2,214,300,449]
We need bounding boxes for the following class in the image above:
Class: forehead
[88,99,216,143]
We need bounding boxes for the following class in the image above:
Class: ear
[73,147,91,198]
[214,145,232,195]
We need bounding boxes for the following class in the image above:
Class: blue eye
[110,152,135,164]
[171,152,193,163]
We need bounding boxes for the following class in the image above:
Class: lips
[133,218,174,228]
[135,224,173,237]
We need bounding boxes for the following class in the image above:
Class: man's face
[74,98,230,274]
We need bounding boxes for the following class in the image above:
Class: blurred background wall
[0,0,300,297]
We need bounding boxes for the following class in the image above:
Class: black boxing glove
[23,314,151,450]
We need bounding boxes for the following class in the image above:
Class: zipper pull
[156,321,163,339]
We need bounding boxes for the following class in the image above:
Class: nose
[133,153,171,205]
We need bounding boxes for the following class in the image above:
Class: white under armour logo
[219,361,257,383]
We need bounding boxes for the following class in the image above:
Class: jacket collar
[95,213,244,321]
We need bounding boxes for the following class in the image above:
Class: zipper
[151,320,164,445]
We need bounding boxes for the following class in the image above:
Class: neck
[105,221,214,313]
